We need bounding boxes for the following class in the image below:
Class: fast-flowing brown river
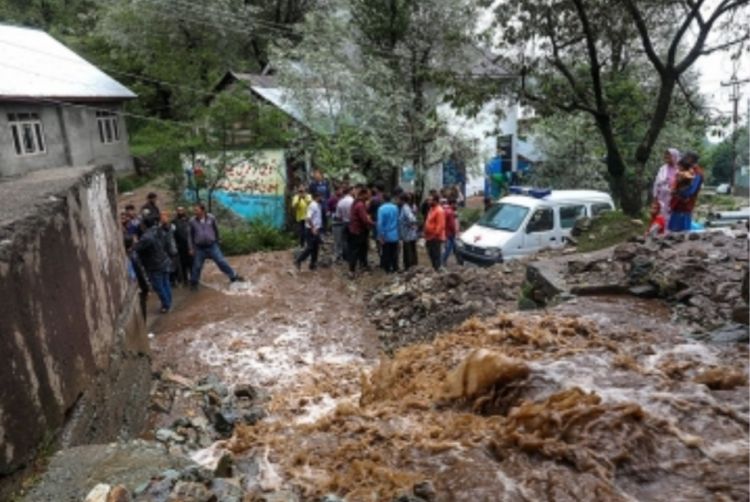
[150,251,749,501]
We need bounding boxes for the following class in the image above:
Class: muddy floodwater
[149,251,749,501]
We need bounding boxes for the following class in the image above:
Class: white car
[716,183,731,195]
[457,188,615,264]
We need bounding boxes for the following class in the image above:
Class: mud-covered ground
[125,243,749,502]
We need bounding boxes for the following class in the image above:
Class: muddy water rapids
[150,251,749,501]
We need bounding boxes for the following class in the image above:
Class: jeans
[426,239,442,271]
[191,242,237,285]
[381,241,399,273]
[402,240,418,270]
[296,230,321,269]
[148,270,172,310]
[442,236,463,266]
[332,221,344,260]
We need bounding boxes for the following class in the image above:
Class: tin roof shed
[0,24,136,101]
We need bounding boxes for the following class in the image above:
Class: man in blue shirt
[376,193,400,273]
[308,169,331,232]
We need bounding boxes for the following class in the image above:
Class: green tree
[481,0,749,215]
[277,0,479,191]
[196,89,293,211]
[706,126,749,184]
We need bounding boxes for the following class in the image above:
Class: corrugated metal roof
[0,24,136,100]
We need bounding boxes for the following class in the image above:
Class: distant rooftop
[0,24,136,101]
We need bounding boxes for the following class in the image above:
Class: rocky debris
[81,484,135,502]
[367,264,526,351]
[22,441,194,501]
[562,232,749,333]
[148,374,269,455]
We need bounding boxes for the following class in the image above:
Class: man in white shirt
[294,192,323,271]
[335,186,355,261]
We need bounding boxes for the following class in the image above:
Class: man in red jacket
[347,188,373,278]
[423,195,446,271]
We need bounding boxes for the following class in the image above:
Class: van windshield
[477,203,529,231]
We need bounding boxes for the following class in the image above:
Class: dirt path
[149,250,381,396]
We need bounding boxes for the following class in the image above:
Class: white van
[456,188,615,264]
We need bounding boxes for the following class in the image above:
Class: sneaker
[231,275,245,283]
[160,307,170,314]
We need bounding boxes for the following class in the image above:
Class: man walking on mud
[295,192,323,271]
[135,217,172,313]
[347,188,373,278]
[172,206,193,286]
[189,203,244,289]
[424,194,446,271]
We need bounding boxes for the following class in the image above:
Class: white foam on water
[294,393,354,425]
[643,342,720,371]
[188,319,366,390]
[200,280,262,296]
[704,438,750,460]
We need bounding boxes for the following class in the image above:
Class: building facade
[0,24,136,177]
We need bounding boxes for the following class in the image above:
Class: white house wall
[434,98,518,196]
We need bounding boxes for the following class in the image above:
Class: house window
[96,110,120,144]
[8,112,46,156]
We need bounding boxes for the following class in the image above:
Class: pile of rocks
[566,231,749,333]
[367,263,526,352]
[149,374,268,456]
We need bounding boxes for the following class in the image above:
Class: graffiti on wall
[184,149,287,228]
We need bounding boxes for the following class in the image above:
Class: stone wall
[0,166,150,477]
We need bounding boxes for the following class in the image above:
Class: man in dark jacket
[172,206,193,286]
[141,192,161,221]
[125,235,149,321]
[135,217,172,313]
[189,203,244,289]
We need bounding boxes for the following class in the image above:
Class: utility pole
[721,76,750,193]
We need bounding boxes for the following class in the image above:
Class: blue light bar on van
[508,186,551,198]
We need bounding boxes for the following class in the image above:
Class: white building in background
[0,24,136,177]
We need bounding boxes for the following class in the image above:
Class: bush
[575,211,646,253]
[220,221,295,256]
[458,207,482,228]
[116,173,154,194]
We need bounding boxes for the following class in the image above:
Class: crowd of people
[649,149,704,236]
[291,169,464,278]
[121,192,244,320]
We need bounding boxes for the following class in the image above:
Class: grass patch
[220,221,295,256]
[575,211,646,253]
[116,172,155,194]
[701,194,742,211]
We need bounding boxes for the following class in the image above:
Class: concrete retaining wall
[0,166,150,477]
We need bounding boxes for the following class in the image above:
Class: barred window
[7,112,46,156]
[96,110,120,144]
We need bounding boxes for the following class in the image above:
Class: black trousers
[382,241,399,273]
[348,231,368,273]
[297,221,306,247]
[426,239,442,271]
[177,249,192,284]
[402,240,418,270]
[296,230,320,269]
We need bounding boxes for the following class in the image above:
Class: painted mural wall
[185,149,287,228]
